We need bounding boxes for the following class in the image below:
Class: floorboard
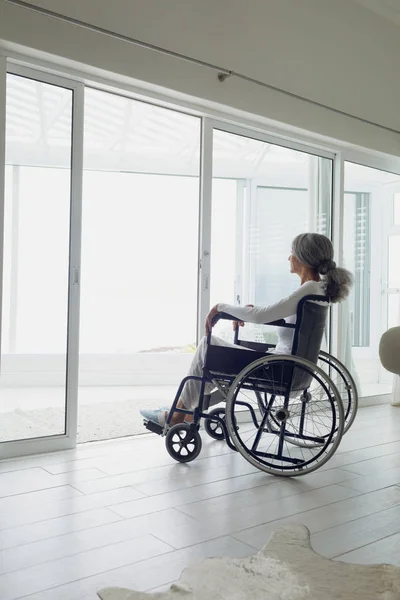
[1,405,400,599]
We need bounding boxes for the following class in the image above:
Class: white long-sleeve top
[217,280,326,355]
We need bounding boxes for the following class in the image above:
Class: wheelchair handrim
[225,354,345,477]
[318,350,358,433]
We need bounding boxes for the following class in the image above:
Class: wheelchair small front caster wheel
[204,408,226,441]
[165,423,202,463]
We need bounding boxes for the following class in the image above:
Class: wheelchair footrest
[143,419,163,436]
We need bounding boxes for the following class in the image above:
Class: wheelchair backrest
[291,296,329,362]
[290,295,329,389]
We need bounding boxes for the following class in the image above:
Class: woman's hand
[205,305,220,335]
[233,304,254,330]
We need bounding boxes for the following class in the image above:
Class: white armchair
[379,327,400,405]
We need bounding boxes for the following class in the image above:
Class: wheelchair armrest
[266,320,296,328]
[207,313,237,345]
[215,312,240,323]
[211,312,294,347]
[217,312,295,328]
[237,340,276,351]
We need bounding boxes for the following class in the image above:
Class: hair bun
[318,259,336,275]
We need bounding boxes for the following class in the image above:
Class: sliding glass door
[343,162,400,399]
[78,89,200,443]
[0,67,83,457]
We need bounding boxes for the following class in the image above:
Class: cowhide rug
[98,524,400,599]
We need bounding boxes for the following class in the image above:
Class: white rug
[98,524,400,600]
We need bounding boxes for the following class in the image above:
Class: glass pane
[79,88,200,442]
[388,294,399,330]
[210,129,332,344]
[0,74,73,442]
[210,179,239,308]
[254,187,309,304]
[344,162,400,397]
[388,235,400,288]
[394,192,400,225]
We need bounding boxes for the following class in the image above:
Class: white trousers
[180,335,252,410]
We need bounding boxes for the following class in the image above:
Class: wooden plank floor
[1,404,400,599]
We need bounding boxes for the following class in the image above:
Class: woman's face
[288,251,301,274]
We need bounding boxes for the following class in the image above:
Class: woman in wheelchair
[141,233,352,429]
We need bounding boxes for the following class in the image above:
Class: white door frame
[197,119,213,343]
[0,56,6,381]
[207,119,335,160]
[0,63,83,459]
[380,181,400,383]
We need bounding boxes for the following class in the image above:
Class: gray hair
[292,233,353,302]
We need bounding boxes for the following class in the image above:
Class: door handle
[72,267,80,285]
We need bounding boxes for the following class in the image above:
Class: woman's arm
[205,303,254,334]
[216,282,319,325]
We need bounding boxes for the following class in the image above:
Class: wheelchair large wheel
[226,355,344,477]
[318,351,358,434]
[165,423,202,463]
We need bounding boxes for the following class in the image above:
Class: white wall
[0,0,400,156]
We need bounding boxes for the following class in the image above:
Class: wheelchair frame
[144,295,358,476]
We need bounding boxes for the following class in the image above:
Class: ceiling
[3,0,400,136]
[350,0,400,26]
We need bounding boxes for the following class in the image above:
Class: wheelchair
[144,295,358,477]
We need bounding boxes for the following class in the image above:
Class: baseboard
[358,393,391,407]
